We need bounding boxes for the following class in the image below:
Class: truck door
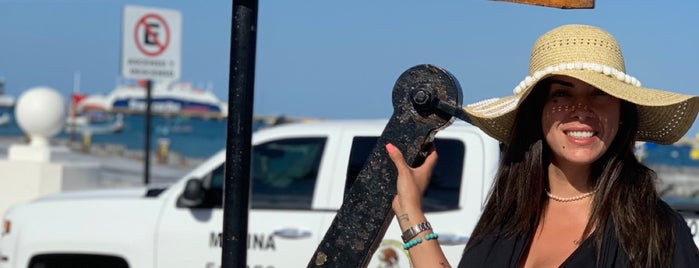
[247,137,333,268]
[155,137,333,268]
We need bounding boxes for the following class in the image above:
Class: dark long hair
[466,79,675,267]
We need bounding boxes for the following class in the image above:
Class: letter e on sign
[121,5,181,81]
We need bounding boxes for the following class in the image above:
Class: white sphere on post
[14,86,66,147]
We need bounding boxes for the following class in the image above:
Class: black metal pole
[144,79,152,185]
[223,1,258,267]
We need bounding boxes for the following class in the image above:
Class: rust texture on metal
[308,64,463,267]
[492,0,594,9]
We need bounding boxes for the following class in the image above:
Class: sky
[1,0,698,138]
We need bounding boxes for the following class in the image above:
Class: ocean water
[0,111,240,159]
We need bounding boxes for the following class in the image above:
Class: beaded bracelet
[403,233,439,250]
[425,233,439,241]
[403,237,422,250]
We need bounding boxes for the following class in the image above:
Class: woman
[387,24,699,267]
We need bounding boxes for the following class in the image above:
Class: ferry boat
[74,81,228,118]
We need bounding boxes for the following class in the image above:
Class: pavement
[0,136,203,188]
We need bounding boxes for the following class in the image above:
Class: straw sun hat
[463,24,699,145]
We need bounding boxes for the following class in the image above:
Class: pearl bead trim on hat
[513,62,643,95]
[467,96,521,117]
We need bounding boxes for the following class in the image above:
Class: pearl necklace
[546,189,597,202]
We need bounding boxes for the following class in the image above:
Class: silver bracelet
[401,221,432,243]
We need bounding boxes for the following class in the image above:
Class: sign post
[223,1,258,266]
[121,5,181,185]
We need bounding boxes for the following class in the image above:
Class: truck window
[250,137,327,210]
[345,137,465,212]
[204,138,327,209]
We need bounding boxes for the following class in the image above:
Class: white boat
[64,113,124,135]
[0,77,13,108]
[0,95,14,108]
[0,112,11,126]
[74,81,227,118]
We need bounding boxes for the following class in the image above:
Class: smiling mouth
[565,130,596,138]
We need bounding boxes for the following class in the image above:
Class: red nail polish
[385,143,395,153]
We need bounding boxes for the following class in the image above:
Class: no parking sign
[121,5,181,80]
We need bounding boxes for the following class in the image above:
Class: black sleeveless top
[458,208,698,267]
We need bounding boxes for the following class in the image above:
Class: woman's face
[541,75,621,167]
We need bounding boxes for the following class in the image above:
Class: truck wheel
[29,254,129,268]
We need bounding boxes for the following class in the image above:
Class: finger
[420,144,439,173]
[413,145,438,191]
[385,143,410,174]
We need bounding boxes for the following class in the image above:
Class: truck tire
[29,254,128,268]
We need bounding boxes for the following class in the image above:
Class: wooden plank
[492,0,594,9]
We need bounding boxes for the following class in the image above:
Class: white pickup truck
[0,119,697,268]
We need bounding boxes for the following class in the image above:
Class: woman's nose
[570,101,593,119]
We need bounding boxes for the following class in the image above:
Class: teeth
[566,131,594,138]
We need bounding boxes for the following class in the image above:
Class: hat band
[467,96,521,117]
[514,62,643,94]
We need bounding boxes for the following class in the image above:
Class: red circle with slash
[134,13,171,57]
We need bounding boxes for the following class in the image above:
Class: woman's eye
[550,90,569,97]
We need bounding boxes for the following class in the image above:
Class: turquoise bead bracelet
[403,233,439,250]
[403,237,422,250]
[425,233,439,240]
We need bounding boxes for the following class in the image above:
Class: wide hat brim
[463,69,699,145]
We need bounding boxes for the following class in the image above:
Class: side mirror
[177,178,206,208]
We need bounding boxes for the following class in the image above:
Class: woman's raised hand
[385,143,438,218]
